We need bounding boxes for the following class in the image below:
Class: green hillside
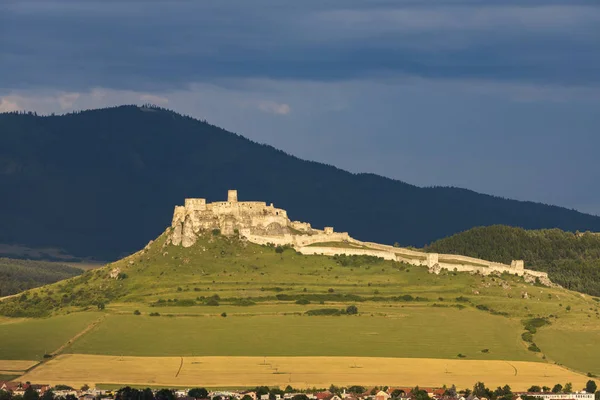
[1,230,599,376]
[0,258,83,297]
[425,225,600,296]
[3,106,600,260]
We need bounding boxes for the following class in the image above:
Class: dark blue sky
[1,0,599,215]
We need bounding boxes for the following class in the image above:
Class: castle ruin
[169,190,553,286]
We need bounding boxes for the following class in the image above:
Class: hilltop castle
[169,190,553,286]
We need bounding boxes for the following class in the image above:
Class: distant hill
[425,225,600,296]
[0,258,83,297]
[2,105,600,260]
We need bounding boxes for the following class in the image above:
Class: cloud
[57,92,80,109]
[1,1,599,92]
[258,101,291,115]
[139,94,169,105]
[0,98,21,112]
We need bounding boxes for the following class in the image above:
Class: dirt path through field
[50,315,107,356]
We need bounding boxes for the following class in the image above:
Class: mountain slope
[0,258,83,297]
[2,105,600,260]
[425,225,600,295]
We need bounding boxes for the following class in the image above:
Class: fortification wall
[168,191,553,285]
[296,246,397,261]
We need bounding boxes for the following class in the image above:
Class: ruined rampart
[168,190,554,286]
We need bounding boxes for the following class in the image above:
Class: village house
[514,393,595,400]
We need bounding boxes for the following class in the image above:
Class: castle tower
[228,189,238,203]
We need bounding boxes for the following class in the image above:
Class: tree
[269,389,284,400]
[473,382,489,398]
[528,386,542,393]
[444,386,457,397]
[564,383,573,393]
[41,391,54,400]
[391,390,406,398]
[552,385,563,393]
[292,396,308,400]
[142,388,154,400]
[411,387,429,400]
[0,390,11,400]
[242,396,253,400]
[586,381,597,394]
[348,387,366,395]
[80,385,90,392]
[345,305,358,315]
[97,302,105,310]
[23,387,39,400]
[189,389,209,399]
[542,387,551,393]
[115,387,140,400]
[155,389,175,400]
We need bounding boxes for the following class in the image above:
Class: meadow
[1,232,599,386]
[0,312,100,360]
[68,307,535,361]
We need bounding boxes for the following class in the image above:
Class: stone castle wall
[168,190,553,285]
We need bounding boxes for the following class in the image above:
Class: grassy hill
[425,226,600,296]
[0,258,83,297]
[3,105,600,260]
[1,230,599,382]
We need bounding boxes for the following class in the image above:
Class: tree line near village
[1,381,599,400]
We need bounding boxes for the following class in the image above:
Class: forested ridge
[0,258,83,297]
[425,225,600,296]
[2,105,600,260]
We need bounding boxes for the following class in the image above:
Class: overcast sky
[1,0,599,215]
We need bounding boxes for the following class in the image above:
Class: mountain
[0,258,83,297]
[425,225,600,296]
[2,105,600,260]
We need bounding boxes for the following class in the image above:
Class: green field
[1,232,599,380]
[0,313,100,359]
[68,307,535,360]
[536,326,600,375]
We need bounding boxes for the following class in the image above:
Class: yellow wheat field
[0,360,38,372]
[19,354,589,390]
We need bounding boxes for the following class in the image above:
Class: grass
[20,354,589,390]
[68,307,535,360]
[0,312,101,360]
[1,232,599,381]
[536,326,600,375]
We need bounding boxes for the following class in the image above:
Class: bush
[345,305,358,315]
[528,343,541,352]
[233,299,256,306]
[212,229,221,236]
[133,310,141,315]
[306,308,342,316]
[221,312,227,317]
[295,299,310,305]
[149,312,160,317]
[521,332,534,342]
[523,317,550,333]
[205,298,220,306]
[457,353,467,358]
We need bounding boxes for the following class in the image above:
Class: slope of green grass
[0,312,100,360]
[68,307,535,361]
[0,231,599,374]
